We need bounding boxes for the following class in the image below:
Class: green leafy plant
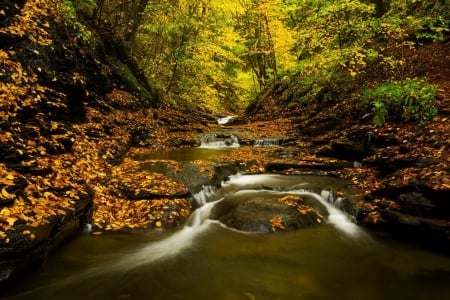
[372,100,388,126]
[360,78,438,126]
[60,0,96,45]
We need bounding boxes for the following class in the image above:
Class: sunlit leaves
[0,0,54,46]
[93,191,191,231]
[290,0,379,78]
[87,155,192,231]
[277,195,324,222]
[0,164,26,205]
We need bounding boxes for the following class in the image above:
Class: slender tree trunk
[92,0,106,26]
[263,14,277,81]
[125,0,150,41]
[372,0,385,17]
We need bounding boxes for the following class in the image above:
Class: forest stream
[1,1,450,298]
[2,145,450,300]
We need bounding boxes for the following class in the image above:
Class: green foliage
[60,0,96,45]
[118,64,155,104]
[283,71,353,109]
[289,0,378,78]
[360,78,438,126]
[116,0,448,112]
[384,0,450,43]
[372,101,388,126]
[132,0,265,111]
[415,15,450,42]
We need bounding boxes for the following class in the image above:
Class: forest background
[87,0,449,123]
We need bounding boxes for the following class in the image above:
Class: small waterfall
[320,190,358,218]
[193,185,219,206]
[115,197,221,271]
[200,133,240,148]
[9,177,363,297]
[111,176,360,272]
[254,138,280,147]
[217,115,235,125]
[21,188,226,291]
[316,189,361,236]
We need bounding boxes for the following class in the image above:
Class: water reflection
[3,223,450,300]
[132,147,234,162]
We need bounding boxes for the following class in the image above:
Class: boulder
[211,194,326,233]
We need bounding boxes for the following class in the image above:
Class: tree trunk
[125,0,150,41]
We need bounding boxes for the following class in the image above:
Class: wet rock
[316,141,373,161]
[265,162,353,173]
[397,192,436,218]
[174,163,217,194]
[0,190,92,285]
[379,211,450,255]
[212,195,326,233]
[129,126,154,147]
[200,133,239,146]
[369,184,450,219]
[211,164,240,185]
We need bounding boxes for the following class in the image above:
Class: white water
[114,174,362,271]
[16,174,362,295]
[6,173,450,300]
[222,173,362,237]
[114,201,219,272]
[199,141,240,148]
[217,115,235,125]
[254,138,280,146]
[199,133,240,148]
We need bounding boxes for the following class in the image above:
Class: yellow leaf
[57,209,66,215]
[7,217,17,226]
[1,188,15,199]
[30,221,41,227]
[155,221,162,227]
[0,207,11,216]
[43,191,54,198]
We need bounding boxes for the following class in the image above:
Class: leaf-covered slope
[0,0,215,284]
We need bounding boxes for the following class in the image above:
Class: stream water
[2,148,450,300]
